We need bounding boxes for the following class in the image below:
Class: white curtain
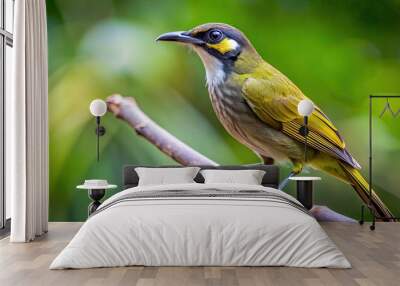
[8,0,49,242]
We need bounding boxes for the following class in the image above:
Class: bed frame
[122,164,280,190]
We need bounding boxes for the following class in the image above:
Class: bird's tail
[338,162,394,220]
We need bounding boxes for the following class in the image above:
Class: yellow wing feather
[241,67,359,167]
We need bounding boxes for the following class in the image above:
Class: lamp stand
[95,116,106,162]
[299,116,309,163]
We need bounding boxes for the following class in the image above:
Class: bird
[156,23,393,219]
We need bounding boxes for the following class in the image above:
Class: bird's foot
[278,172,296,190]
[278,163,303,190]
[292,162,303,175]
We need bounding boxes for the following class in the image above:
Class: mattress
[50,183,350,269]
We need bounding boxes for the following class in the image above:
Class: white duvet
[50,183,350,269]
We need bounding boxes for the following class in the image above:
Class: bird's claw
[278,172,296,190]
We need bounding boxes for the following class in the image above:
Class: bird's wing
[242,76,360,168]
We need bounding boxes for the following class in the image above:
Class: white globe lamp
[297,99,314,117]
[90,99,107,117]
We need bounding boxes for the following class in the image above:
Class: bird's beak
[156,31,204,45]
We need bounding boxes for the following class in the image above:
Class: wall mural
[47,0,400,221]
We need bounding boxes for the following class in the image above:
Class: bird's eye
[207,29,224,43]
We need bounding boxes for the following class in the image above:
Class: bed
[50,165,350,269]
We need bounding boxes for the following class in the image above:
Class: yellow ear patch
[207,38,239,54]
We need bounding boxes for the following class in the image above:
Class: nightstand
[77,180,117,216]
[289,177,321,210]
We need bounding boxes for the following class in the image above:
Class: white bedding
[50,183,350,269]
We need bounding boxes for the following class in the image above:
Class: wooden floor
[0,222,399,286]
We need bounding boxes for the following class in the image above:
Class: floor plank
[0,222,399,286]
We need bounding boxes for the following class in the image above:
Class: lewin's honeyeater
[157,23,393,219]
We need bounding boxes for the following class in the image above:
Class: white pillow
[135,167,200,186]
[200,169,265,185]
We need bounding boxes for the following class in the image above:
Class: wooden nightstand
[77,180,117,216]
[289,177,321,210]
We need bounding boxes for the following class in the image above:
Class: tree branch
[106,94,217,166]
[106,94,355,223]
[310,206,355,222]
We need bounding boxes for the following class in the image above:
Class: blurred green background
[47,0,400,221]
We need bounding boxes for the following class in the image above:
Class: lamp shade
[297,99,314,117]
[89,99,107,117]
